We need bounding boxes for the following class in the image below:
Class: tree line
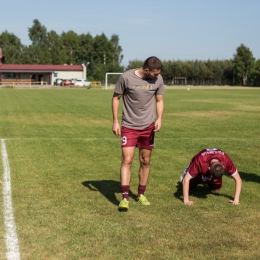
[0,19,124,82]
[0,19,259,86]
[126,45,260,86]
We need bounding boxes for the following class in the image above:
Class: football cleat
[118,198,129,210]
[137,194,150,205]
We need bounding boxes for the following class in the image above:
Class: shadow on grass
[239,171,260,183]
[173,181,233,201]
[82,180,136,206]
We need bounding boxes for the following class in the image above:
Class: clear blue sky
[1,0,259,66]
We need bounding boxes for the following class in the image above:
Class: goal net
[105,73,122,89]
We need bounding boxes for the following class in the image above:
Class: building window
[4,73,15,79]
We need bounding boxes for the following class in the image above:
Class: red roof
[0,64,83,72]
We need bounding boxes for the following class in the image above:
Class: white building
[0,63,86,85]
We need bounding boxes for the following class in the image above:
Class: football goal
[105,73,122,89]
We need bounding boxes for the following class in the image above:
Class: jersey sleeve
[114,75,125,94]
[155,75,165,95]
[224,156,237,175]
[187,160,201,178]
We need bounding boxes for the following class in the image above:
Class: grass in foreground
[0,87,260,259]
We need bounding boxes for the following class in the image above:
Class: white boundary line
[1,139,20,260]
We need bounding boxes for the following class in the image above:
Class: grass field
[0,86,260,260]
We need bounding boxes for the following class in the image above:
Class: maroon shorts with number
[121,123,155,150]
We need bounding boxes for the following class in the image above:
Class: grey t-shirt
[114,69,165,130]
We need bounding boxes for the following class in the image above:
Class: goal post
[105,73,123,89]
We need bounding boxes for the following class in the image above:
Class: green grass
[0,86,260,259]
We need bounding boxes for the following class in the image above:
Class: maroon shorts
[189,176,222,190]
[121,123,155,150]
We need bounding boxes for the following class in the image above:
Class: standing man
[112,56,165,210]
[180,148,242,205]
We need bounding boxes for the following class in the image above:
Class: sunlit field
[0,86,260,259]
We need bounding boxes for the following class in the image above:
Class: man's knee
[140,157,150,167]
[122,155,133,166]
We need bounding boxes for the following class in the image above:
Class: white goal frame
[105,73,123,89]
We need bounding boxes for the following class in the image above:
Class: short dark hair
[210,162,224,179]
[143,56,163,71]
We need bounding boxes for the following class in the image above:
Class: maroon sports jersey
[187,148,237,180]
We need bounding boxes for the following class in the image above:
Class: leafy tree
[214,60,224,85]
[110,34,123,64]
[172,60,183,77]
[126,59,143,70]
[91,61,105,82]
[197,60,209,85]
[0,30,24,63]
[250,59,260,86]
[20,45,34,64]
[60,30,80,65]
[28,19,48,44]
[221,59,234,85]
[28,19,52,64]
[47,30,64,64]
[78,33,94,65]
[90,33,124,81]
[184,61,194,80]
[233,44,255,85]
[92,33,112,65]
[160,61,173,84]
